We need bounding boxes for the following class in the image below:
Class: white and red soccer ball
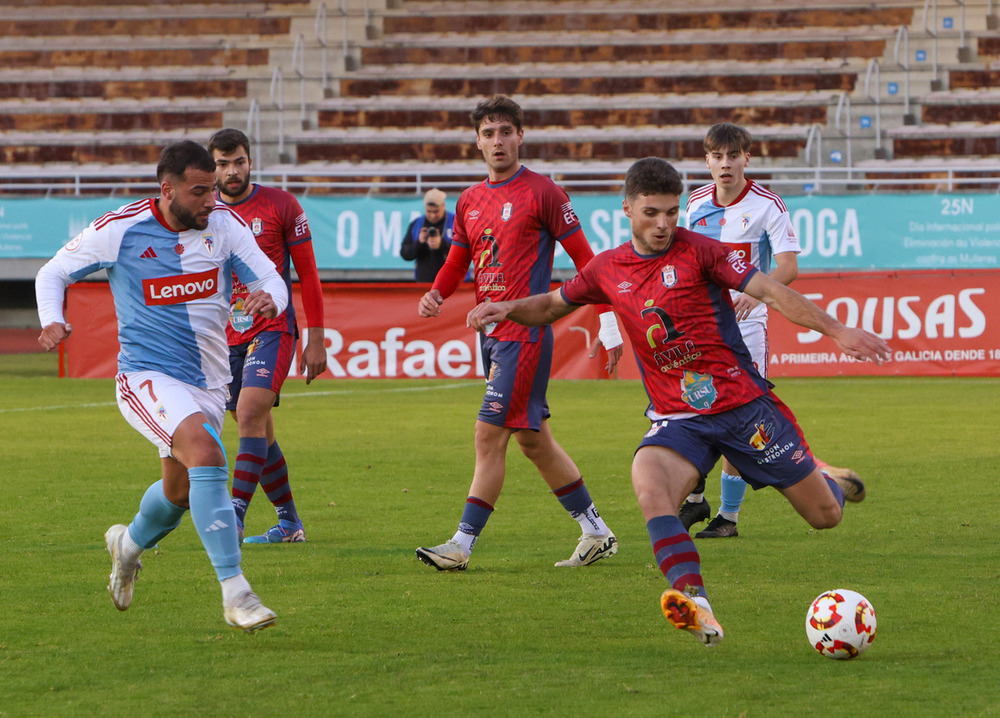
[805,589,877,659]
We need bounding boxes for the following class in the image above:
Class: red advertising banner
[63,283,613,380]
[767,269,1000,377]
[63,271,1000,380]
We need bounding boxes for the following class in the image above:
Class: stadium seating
[1,0,999,185]
[294,2,915,169]
[0,1,307,168]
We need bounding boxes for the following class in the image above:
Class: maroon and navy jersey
[452,166,582,342]
[561,227,768,417]
[222,184,314,344]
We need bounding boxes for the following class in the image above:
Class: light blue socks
[719,471,748,518]
[128,479,186,549]
[188,465,242,581]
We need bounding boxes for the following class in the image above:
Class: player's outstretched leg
[815,459,865,502]
[827,471,866,503]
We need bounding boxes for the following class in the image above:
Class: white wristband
[598,311,623,350]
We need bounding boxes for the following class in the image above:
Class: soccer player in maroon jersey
[467,157,890,646]
[414,94,625,571]
[208,129,327,544]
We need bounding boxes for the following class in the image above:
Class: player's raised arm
[467,289,576,332]
[742,271,891,364]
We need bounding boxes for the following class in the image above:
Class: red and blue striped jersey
[561,227,769,417]
[452,166,582,342]
[222,184,322,344]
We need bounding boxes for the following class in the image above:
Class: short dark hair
[207,128,251,157]
[624,157,684,200]
[156,141,215,183]
[703,122,752,154]
[470,94,524,133]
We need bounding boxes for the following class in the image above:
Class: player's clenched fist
[418,288,445,317]
[38,322,72,351]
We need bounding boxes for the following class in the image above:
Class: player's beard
[218,174,251,200]
[170,198,211,231]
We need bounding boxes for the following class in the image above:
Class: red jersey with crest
[221,184,323,345]
[451,166,583,342]
[561,227,769,417]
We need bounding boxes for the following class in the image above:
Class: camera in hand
[427,227,439,237]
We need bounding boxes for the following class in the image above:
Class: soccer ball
[805,589,877,659]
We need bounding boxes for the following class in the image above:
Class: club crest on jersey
[501,202,513,221]
[156,405,168,422]
[680,371,717,411]
[251,218,263,236]
[741,213,752,232]
[661,265,677,288]
[202,233,215,255]
[65,233,84,252]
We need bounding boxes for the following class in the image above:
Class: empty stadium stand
[0,0,311,170]
[0,0,998,195]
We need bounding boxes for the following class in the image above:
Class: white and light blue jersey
[686,179,800,323]
[36,198,287,390]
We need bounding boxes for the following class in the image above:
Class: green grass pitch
[1,353,998,717]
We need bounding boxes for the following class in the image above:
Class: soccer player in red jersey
[415,95,625,571]
[209,129,327,544]
[467,157,890,645]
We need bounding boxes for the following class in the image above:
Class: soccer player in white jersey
[678,123,865,539]
[35,141,288,632]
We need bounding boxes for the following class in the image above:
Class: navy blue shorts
[637,392,816,490]
[226,330,295,411]
[477,326,553,431]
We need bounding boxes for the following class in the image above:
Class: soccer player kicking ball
[415,94,624,571]
[466,158,890,646]
[35,142,287,633]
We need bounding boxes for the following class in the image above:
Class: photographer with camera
[400,188,456,282]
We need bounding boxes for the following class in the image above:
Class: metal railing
[291,34,308,125]
[864,59,883,155]
[2,162,1000,197]
[834,92,853,180]
[893,26,913,121]
[269,67,285,160]
[316,2,330,95]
